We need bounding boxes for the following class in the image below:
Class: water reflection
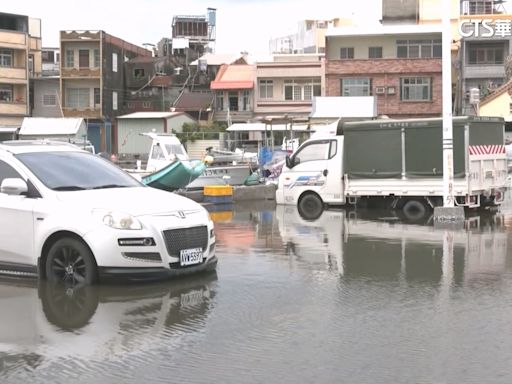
[0,272,217,378]
[276,205,508,284]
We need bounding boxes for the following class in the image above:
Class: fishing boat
[126,133,254,191]
[137,159,207,191]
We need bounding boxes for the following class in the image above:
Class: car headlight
[93,209,143,230]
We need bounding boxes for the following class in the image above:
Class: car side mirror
[0,178,28,195]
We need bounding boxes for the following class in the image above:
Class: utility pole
[434,0,465,223]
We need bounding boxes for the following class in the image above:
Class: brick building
[325,24,443,118]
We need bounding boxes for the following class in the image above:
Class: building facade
[456,0,512,115]
[59,30,151,152]
[0,12,41,128]
[254,54,324,120]
[325,24,443,118]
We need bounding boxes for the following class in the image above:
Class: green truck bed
[341,116,505,179]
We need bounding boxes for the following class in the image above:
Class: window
[216,92,224,111]
[400,77,432,101]
[0,49,13,67]
[94,88,100,106]
[65,88,90,109]
[93,49,100,68]
[242,90,250,111]
[65,49,74,68]
[396,40,441,58]
[0,160,21,186]
[134,68,145,78]
[43,93,56,106]
[112,53,118,72]
[468,43,505,64]
[150,144,165,160]
[292,140,336,164]
[79,49,89,68]
[340,47,354,59]
[28,55,34,75]
[369,47,383,58]
[259,79,273,99]
[341,78,372,96]
[42,50,54,63]
[112,91,118,110]
[0,84,13,102]
[284,79,321,101]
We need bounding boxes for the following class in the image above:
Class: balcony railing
[0,101,27,115]
[62,107,102,119]
[61,67,101,78]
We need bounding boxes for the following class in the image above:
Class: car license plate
[180,248,203,266]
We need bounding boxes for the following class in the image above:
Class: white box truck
[276,117,508,220]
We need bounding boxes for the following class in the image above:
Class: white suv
[0,140,217,285]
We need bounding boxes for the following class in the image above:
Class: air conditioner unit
[375,86,386,95]
[387,86,396,95]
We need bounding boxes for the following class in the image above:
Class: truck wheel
[402,199,428,222]
[298,193,324,220]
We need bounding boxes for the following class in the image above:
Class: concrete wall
[479,92,512,121]
[32,78,62,117]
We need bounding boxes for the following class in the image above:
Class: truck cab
[277,136,345,219]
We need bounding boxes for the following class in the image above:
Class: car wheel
[45,237,98,286]
[298,193,324,221]
[40,282,99,330]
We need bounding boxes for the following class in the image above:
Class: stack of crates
[203,185,233,204]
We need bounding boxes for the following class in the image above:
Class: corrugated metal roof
[150,76,172,87]
[173,92,214,111]
[19,118,85,136]
[117,112,184,119]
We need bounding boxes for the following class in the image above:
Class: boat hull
[186,164,252,189]
[140,159,207,191]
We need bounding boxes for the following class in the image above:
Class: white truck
[276,117,508,220]
[276,205,507,281]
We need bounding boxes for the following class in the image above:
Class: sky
[3,0,381,58]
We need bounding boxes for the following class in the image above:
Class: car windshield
[16,151,142,191]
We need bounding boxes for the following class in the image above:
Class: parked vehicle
[276,204,507,279]
[127,133,254,189]
[277,117,508,220]
[0,272,217,361]
[0,140,217,285]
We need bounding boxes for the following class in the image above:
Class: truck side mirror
[285,155,293,168]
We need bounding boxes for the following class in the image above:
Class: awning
[210,81,254,90]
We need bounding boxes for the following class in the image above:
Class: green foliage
[172,121,227,143]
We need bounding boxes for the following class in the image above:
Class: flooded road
[2,200,512,383]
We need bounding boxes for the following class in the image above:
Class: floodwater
[2,199,512,384]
